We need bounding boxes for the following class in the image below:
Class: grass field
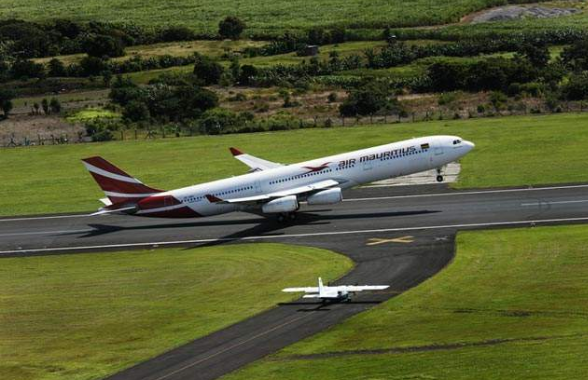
[66,107,120,122]
[223,225,588,380]
[0,0,546,33]
[0,243,352,380]
[33,40,267,66]
[2,112,588,216]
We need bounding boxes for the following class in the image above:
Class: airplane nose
[465,140,475,150]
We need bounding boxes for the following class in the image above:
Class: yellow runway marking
[367,236,414,246]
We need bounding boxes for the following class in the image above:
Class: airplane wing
[206,179,340,205]
[230,147,283,172]
[282,287,320,293]
[334,285,390,292]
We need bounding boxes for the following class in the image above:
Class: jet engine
[306,188,343,205]
[262,195,299,214]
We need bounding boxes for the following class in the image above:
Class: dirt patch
[466,5,580,24]
[0,115,83,147]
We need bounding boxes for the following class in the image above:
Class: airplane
[282,277,389,303]
[82,135,474,221]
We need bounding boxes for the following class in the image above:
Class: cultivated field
[33,40,267,66]
[224,225,588,380]
[2,112,588,216]
[0,0,554,34]
[0,243,352,380]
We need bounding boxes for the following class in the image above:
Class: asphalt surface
[3,183,588,379]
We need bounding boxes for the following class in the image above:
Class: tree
[11,59,46,80]
[109,76,147,106]
[193,53,224,85]
[41,98,50,114]
[428,61,468,92]
[0,89,14,118]
[339,81,392,117]
[80,56,109,77]
[48,58,67,77]
[238,64,257,85]
[561,39,588,71]
[516,42,549,68]
[489,91,508,112]
[123,100,150,122]
[145,82,218,121]
[561,72,588,100]
[50,98,62,114]
[218,16,246,40]
[84,34,125,58]
[198,108,243,134]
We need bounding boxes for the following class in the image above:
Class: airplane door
[434,146,444,156]
[254,180,262,194]
[363,161,373,171]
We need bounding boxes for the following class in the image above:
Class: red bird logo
[302,162,331,174]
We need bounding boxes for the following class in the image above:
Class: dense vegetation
[0,0,552,35]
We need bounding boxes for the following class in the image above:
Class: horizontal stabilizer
[90,206,137,216]
[230,147,283,172]
[100,198,113,206]
[282,287,319,293]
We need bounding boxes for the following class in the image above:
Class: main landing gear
[277,212,297,223]
[436,167,444,183]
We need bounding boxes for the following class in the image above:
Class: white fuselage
[137,135,474,217]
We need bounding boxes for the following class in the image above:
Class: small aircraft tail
[318,277,325,296]
[82,156,164,206]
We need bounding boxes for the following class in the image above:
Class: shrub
[50,98,62,113]
[198,108,243,134]
[218,16,246,40]
[0,89,14,118]
[561,72,588,101]
[84,34,125,58]
[193,53,224,85]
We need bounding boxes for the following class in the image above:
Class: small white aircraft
[282,277,389,303]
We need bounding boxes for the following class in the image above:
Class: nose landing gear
[436,167,444,182]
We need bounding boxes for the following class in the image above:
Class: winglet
[229,147,243,156]
[205,194,223,203]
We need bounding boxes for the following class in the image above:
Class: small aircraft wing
[230,147,283,172]
[282,287,319,293]
[206,179,340,205]
[334,285,390,292]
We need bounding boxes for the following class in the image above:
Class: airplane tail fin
[82,156,164,205]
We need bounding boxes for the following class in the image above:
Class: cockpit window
[453,139,462,145]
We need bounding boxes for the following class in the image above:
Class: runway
[2,183,588,379]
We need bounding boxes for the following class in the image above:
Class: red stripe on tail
[82,156,164,205]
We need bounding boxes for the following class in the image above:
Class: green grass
[0,243,353,380]
[242,41,387,67]
[12,90,110,109]
[2,112,588,216]
[66,107,121,122]
[34,40,267,66]
[0,0,548,34]
[223,225,588,380]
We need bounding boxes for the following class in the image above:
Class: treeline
[0,19,247,59]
